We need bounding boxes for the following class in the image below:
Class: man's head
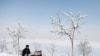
[26,45,29,48]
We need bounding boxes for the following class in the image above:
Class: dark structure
[31,50,42,56]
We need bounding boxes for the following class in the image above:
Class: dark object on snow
[31,50,42,56]
[22,45,31,56]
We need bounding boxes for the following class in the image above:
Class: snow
[0,39,100,56]
[0,53,17,56]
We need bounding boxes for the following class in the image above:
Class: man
[22,45,31,56]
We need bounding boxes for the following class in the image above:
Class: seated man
[22,45,31,56]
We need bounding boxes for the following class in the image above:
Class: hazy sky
[0,0,100,41]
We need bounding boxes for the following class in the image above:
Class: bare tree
[7,23,26,56]
[77,40,92,56]
[0,39,8,53]
[50,12,87,56]
[47,44,57,56]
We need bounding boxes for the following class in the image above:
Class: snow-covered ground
[0,39,100,56]
[0,53,17,56]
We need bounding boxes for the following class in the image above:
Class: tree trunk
[71,39,74,56]
[18,38,20,56]
[83,51,85,56]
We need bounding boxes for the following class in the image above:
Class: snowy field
[0,39,100,56]
[0,53,17,56]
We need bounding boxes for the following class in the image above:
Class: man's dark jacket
[22,48,31,56]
